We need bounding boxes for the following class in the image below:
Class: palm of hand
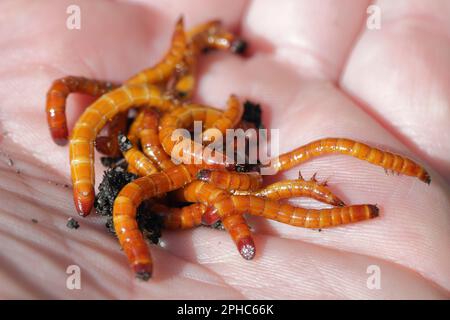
[0,0,449,299]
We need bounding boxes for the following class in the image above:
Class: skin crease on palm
[0,0,449,299]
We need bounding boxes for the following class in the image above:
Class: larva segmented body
[212,195,379,229]
[113,164,197,279]
[158,104,234,170]
[70,84,174,216]
[203,95,244,142]
[186,20,247,53]
[234,179,345,207]
[126,17,186,85]
[270,138,431,184]
[151,203,207,230]
[139,109,176,171]
[118,134,159,177]
[46,76,118,145]
[173,180,255,258]
[196,169,263,192]
[49,16,434,283]
[173,21,247,98]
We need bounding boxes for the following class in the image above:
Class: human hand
[0,0,448,299]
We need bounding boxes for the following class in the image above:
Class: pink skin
[0,0,449,299]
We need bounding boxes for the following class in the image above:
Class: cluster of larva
[45,17,430,280]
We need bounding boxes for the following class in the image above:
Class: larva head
[419,170,431,185]
[73,182,95,216]
[230,39,247,55]
[368,205,380,218]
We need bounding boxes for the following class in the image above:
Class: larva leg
[213,195,379,229]
[118,134,159,177]
[126,17,186,85]
[139,109,176,171]
[95,112,128,157]
[113,164,196,279]
[196,169,263,192]
[70,84,173,216]
[234,178,345,207]
[46,76,118,145]
[269,138,431,184]
[203,95,244,142]
[151,203,207,230]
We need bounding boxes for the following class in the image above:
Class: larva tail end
[73,184,95,217]
[176,15,184,26]
[420,171,431,185]
[95,136,113,155]
[237,237,256,260]
[133,263,153,281]
[368,205,379,218]
[74,198,93,217]
[50,127,68,146]
[230,39,247,55]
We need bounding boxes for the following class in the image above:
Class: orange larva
[46,17,433,283]
[270,138,430,184]
[46,76,118,145]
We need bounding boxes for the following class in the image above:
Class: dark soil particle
[94,166,137,217]
[66,218,80,229]
[94,166,163,244]
[243,101,263,129]
[136,202,163,245]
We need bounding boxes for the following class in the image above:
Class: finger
[341,0,450,180]
[0,156,243,298]
[125,0,248,29]
[241,0,371,80]
[162,230,448,299]
[194,54,450,292]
